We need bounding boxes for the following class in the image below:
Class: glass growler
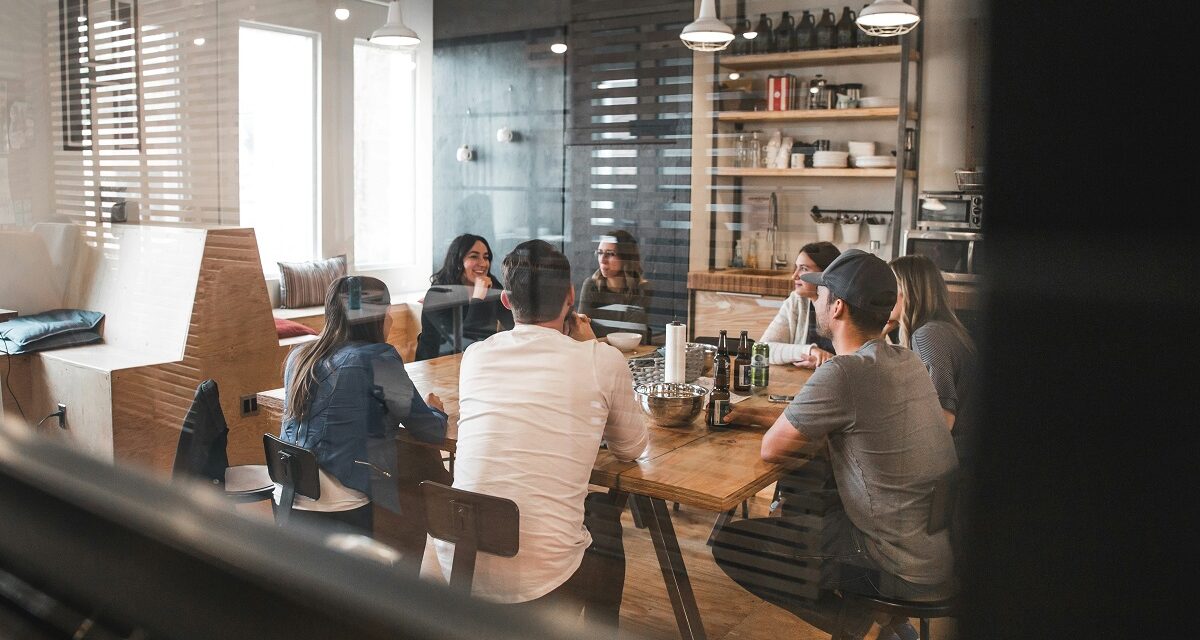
[795,10,817,51]
[836,6,858,48]
[751,13,774,55]
[773,12,795,53]
[815,9,837,50]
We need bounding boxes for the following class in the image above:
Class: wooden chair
[263,434,321,526]
[419,481,519,593]
[173,379,272,503]
[833,470,965,640]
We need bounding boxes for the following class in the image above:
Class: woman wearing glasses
[577,230,651,339]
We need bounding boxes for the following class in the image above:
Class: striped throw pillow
[277,255,347,309]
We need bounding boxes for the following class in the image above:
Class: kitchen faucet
[767,191,788,270]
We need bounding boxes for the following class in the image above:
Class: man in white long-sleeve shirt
[437,239,648,634]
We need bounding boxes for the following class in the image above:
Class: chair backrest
[419,481,519,593]
[263,434,321,525]
[172,379,230,484]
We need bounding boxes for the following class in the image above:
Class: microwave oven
[902,229,984,283]
[916,191,983,231]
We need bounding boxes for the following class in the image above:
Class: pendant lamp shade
[680,0,734,51]
[856,0,921,37]
[371,0,421,47]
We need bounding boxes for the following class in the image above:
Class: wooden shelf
[714,167,915,178]
[718,45,918,71]
[716,107,915,123]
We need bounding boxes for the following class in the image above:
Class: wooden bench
[272,303,422,362]
[0,224,295,472]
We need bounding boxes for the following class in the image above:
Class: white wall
[0,0,53,227]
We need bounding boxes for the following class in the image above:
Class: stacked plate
[853,155,897,169]
[858,96,900,108]
[812,150,850,168]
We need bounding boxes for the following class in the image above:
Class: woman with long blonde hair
[281,276,447,538]
[888,255,978,462]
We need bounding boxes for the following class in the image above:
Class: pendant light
[856,0,921,37]
[371,0,420,47]
[680,0,734,52]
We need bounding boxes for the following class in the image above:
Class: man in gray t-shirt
[712,250,959,640]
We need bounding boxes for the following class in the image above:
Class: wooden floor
[410,484,957,640]
[610,489,956,640]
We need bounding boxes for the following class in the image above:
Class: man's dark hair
[833,295,891,335]
[502,240,572,323]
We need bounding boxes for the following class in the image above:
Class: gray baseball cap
[799,249,897,314]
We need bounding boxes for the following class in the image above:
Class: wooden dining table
[257,342,814,640]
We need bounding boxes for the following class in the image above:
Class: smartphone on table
[768,394,794,403]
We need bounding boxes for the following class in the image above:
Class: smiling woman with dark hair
[415,234,515,361]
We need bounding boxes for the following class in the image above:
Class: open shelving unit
[703,15,926,265]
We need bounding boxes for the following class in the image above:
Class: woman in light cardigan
[758,242,841,367]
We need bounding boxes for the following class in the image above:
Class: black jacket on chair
[173,379,231,486]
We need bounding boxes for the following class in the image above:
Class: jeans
[714,460,953,639]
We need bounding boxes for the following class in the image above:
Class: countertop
[687,269,792,297]
[689,269,981,310]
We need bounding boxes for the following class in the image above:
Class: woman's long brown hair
[591,229,647,296]
[889,255,975,351]
[284,276,390,422]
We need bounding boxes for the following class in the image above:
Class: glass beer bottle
[706,352,732,427]
[733,330,752,393]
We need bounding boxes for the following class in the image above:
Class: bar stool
[833,469,965,640]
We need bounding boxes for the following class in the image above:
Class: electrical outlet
[240,394,259,416]
[56,403,67,429]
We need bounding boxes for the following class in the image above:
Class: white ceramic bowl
[607,332,642,352]
[848,141,876,157]
[813,150,849,159]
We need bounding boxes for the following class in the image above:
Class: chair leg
[673,501,680,512]
[741,499,749,518]
[920,617,930,640]
[629,497,647,529]
[706,508,735,546]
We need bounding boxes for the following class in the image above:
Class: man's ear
[500,290,513,311]
[566,285,576,310]
[829,297,847,320]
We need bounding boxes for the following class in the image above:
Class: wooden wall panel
[110,228,288,474]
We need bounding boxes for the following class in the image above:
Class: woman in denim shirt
[280,276,447,537]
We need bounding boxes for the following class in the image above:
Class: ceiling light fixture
[370,0,420,47]
[193,37,206,46]
[334,7,350,21]
[856,0,921,37]
[680,0,734,52]
[550,42,567,54]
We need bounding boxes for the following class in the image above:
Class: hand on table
[425,393,445,413]
[566,312,596,342]
[723,404,775,428]
[793,346,833,369]
[471,276,492,300]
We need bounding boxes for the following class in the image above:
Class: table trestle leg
[633,494,708,640]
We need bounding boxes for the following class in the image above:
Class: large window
[238,23,319,273]
[353,39,416,268]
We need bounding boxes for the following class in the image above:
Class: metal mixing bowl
[634,383,709,427]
